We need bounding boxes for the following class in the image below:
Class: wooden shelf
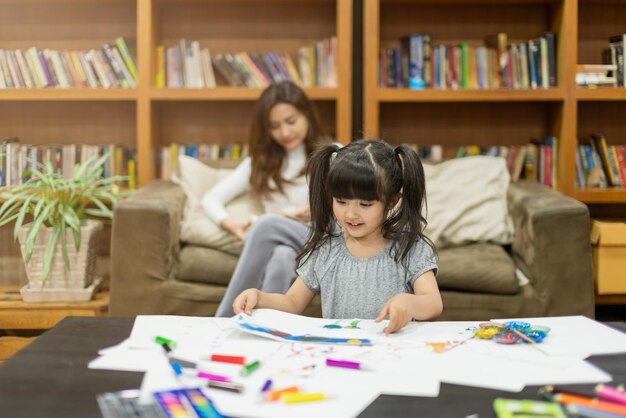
[150,87,339,101]
[0,0,352,185]
[376,88,566,102]
[0,89,137,101]
[576,88,626,101]
[573,188,626,204]
[364,0,626,203]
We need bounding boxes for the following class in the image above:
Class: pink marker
[596,384,626,406]
[326,358,361,370]
[197,371,231,382]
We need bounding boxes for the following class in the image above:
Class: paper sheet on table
[88,346,165,372]
[233,309,388,344]
[492,315,626,356]
[128,315,236,350]
[207,368,381,418]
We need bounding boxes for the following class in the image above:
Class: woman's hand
[220,218,251,241]
[284,205,311,223]
[374,294,415,334]
[233,289,260,315]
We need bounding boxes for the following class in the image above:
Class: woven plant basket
[18,220,102,290]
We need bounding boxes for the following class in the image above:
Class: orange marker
[265,385,299,402]
[554,393,626,416]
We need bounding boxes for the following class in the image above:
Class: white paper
[492,315,626,356]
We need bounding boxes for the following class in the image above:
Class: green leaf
[60,220,71,272]
[41,224,61,286]
[13,193,37,240]
[0,213,19,228]
[24,202,54,264]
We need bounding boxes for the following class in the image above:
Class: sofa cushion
[175,245,238,286]
[172,155,263,255]
[424,156,514,248]
[437,243,519,295]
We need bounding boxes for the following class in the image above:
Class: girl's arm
[374,270,443,334]
[232,278,315,315]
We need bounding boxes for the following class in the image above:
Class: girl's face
[332,198,386,243]
[268,103,309,151]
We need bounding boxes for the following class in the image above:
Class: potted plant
[0,154,128,302]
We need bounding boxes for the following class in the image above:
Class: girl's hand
[374,294,415,334]
[220,218,251,241]
[232,289,260,315]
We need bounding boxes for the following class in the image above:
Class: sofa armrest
[507,181,594,317]
[110,181,186,316]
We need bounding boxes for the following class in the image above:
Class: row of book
[381,32,556,90]
[576,134,626,188]
[158,143,249,180]
[156,37,338,89]
[0,140,137,189]
[408,138,558,189]
[0,38,137,89]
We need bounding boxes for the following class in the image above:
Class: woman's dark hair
[298,139,433,268]
[249,81,326,198]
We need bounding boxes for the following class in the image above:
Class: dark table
[0,317,624,418]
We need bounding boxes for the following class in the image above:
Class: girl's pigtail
[390,145,432,261]
[297,143,340,266]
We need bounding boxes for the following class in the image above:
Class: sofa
[109,157,595,321]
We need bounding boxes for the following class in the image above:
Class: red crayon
[210,354,246,365]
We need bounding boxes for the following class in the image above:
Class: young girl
[233,140,443,334]
[204,81,331,317]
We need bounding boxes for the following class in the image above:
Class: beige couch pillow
[172,155,263,256]
[423,156,514,248]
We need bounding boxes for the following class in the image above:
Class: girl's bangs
[328,161,380,201]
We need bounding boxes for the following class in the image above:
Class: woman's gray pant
[215,214,310,317]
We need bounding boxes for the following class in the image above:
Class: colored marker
[566,403,624,418]
[282,392,326,404]
[210,354,246,365]
[155,336,176,349]
[554,393,626,416]
[161,342,172,353]
[170,361,183,378]
[240,360,261,376]
[326,358,361,370]
[265,386,299,402]
[207,380,244,393]
[197,371,231,382]
[260,379,273,393]
[596,384,626,406]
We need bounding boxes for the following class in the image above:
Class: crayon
[265,386,299,402]
[210,354,246,365]
[566,403,624,418]
[260,379,273,393]
[155,336,176,349]
[240,360,261,376]
[197,371,231,382]
[326,358,361,370]
[596,384,626,406]
[282,392,326,404]
[554,393,626,416]
[207,380,244,393]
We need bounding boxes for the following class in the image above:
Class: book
[485,33,508,87]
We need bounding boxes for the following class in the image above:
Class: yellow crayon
[281,392,326,404]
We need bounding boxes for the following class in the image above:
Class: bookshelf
[363,0,626,204]
[0,0,352,186]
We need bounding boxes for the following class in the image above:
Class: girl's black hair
[298,139,434,268]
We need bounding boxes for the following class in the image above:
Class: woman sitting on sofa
[201,81,331,317]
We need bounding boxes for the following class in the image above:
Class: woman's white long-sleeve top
[201,144,308,224]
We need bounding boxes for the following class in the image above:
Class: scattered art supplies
[87,312,626,418]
